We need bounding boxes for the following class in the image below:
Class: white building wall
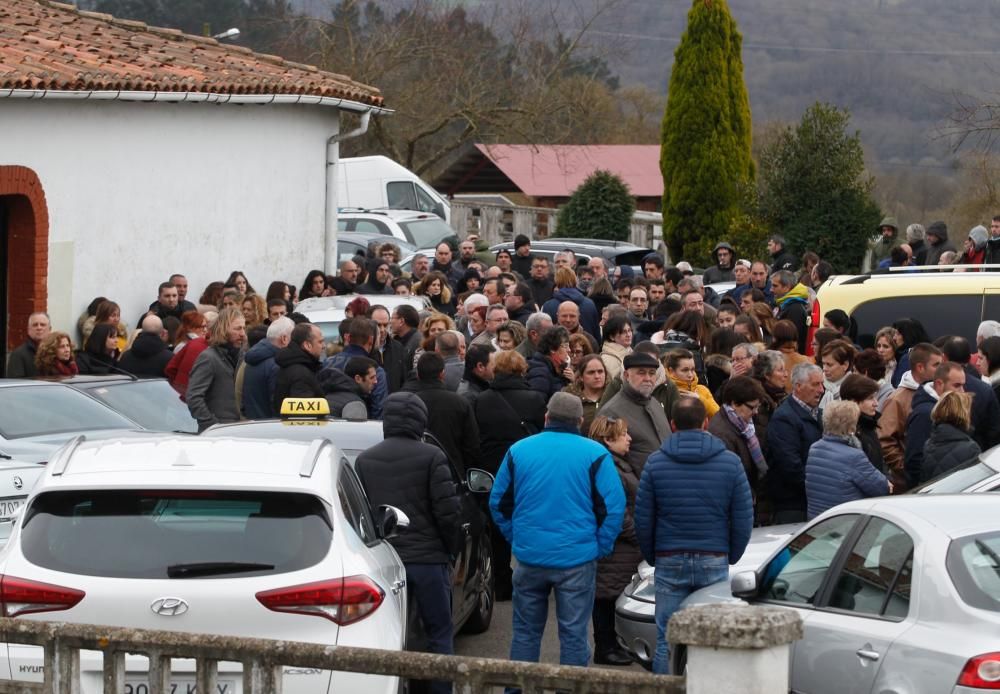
[0,99,340,334]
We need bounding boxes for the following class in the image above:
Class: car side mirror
[730,570,758,599]
[466,468,494,494]
[375,505,410,539]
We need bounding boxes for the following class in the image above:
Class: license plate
[124,680,236,694]
[0,497,24,519]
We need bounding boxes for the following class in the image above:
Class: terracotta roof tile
[0,0,384,107]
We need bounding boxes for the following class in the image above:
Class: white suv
[0,435,408,694]
[337,208,459,250]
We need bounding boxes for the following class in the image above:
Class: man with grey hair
[906,223,928,265]
[118,315,172,378]
[241,316,293,419]
[771,269,809,354]
[587,256,609,281]
[977,320,1000,348]
[458,292,488,338]
[472,305,508,348]
[410,253,430,283]
[516,312,553,360]
[436,330,465,391]
[766,362,825,523]
[7,312,51,378]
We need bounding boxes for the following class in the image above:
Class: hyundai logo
[12,477,21,491]
[150,597,189,616]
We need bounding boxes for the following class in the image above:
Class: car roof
[339,230,417,252]
[490,239,647,253]
[38,435,343,494]
[204,418,383,453]
[294,294,427,315]
[831,494,1000,538]
[338,209,444,222]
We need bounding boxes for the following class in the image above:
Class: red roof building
[433,144,663,211]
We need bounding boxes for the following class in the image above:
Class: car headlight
[625,573,656,602]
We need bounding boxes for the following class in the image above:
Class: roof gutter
[324,109,374,275]
[0,88,393,115]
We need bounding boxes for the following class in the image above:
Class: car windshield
[397,218,457,248]
[911,459,998,494]
[947,531,1000,612]
[0,386,136,439]
[21,489,332,579]
[80,381,198,434]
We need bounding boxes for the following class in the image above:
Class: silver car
[625,495,1000,692]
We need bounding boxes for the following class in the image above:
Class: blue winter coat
[766,397,822,513]
[241,339,280,419]
[526,352,570,402]
[805,435,889,519]
[634,430,753,566]
[490,423,625,569]
[542,287,601,344]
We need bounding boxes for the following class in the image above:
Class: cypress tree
[660,0,754,264]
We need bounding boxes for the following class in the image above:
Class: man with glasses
[527,257,554,306]
[905,361,966,486]
[472,305,508,348]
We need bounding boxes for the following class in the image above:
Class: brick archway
[0,166,49,350]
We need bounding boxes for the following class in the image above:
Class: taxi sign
[280,398,330,418]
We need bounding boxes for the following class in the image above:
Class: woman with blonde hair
[413,312,456,369]
[241,294,267,329]
[186,306,246,431]
[495,320,526,351]
[35,332,78,377]
[921,391,980,483]
[587,415,641,666]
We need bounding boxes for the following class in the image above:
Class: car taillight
[958,653,1000,689]
[256,576,384,626]
[0,575,85,617]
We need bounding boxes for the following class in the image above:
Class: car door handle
[462,523,471,533]
[391,579,406,595]
[856,648,880,662]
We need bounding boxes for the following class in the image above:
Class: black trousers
[591,597,618,653]
[406,563,453,694]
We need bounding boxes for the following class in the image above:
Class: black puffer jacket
[920,422,981,484]
[474,373,546,474]
[403,380,481,475]
[596,452,642,600]
[272,343,323,413]
[317,368,366,417]
[118,332,172,378]
[527,353,570,402]
[355,393,463,563]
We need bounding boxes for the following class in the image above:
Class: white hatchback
[0,435,409,694]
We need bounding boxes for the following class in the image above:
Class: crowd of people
[6,226,998,686]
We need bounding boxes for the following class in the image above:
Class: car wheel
[459,536,494,634]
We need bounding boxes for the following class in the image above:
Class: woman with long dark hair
[891,318,931,387]
[75,323,120,375]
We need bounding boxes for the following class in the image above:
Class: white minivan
[336,155,451,223]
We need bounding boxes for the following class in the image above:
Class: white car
[338,209,458,250]
[294,294,428,341]
[0,435,409,694]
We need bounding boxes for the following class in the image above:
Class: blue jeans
[509,560,597,667]
[653,553,729,674]
[406,563,453,694]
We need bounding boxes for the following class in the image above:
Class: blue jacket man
[541,286,600,345]
[490,392,624,669]
[241,317,293,419]
[635,397,753,675]
[322,317,387,419]
[904,362,966,486]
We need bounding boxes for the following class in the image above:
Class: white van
[336,155,451,223]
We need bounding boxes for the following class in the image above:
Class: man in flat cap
[597,351,673,476]
[490,392,625,671]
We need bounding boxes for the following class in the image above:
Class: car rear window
[397,219,456,248]
[21,490,332,579]
[947,531,1000,612]
[0,386,135,439]
[82,381,198,434]
[911,459,998,494]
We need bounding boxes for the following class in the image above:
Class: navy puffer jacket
[541,287,601,344]
[805,435,889,520]
[635,430,753,566]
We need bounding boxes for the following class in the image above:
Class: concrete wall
[0,99,339,334]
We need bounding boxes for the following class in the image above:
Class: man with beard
[596,352,672,475]
[702,242,736,284]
